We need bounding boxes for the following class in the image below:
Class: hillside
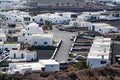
[1,65,120,80]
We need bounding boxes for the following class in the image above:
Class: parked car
[75,55,86,61]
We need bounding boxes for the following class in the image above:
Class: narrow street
[47,26,76,62]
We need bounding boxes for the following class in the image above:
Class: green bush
[67,60,89,71]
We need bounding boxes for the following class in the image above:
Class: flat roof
[9,62,44,71]
[0,33,6,37]
[92,23,117,29]
[4,43,20,46]
[39,59,59,65]
[32,34,53,38]
[87,37,111,59]
[10,50,36,54]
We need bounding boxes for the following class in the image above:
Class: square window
[34,42,37,44]
[101,61,107,64]
[44,42,47,44]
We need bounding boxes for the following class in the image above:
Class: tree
[45,20,52,30]
[67,60,89,71]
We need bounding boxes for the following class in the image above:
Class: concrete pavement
[47,26,76,62]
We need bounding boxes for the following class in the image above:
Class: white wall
[4,44,20,51]
[87,58,110,68]
[25,53,37,61]
[10,51,25,59]
[45,65,59,71]
[0,1,12,10]
[32,35,53,46]
[9,50,37,61]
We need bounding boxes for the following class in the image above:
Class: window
[5,48,8,51]
[101,61,107,64]
[59,14,63,16]
[44,42,47,44]
[32,19,35,21]
[12,48,17,50]
[51,65,53,67]
[24,17,30,21]
[40,19,43,22]
[23,33,25,36]
[34,42,37,44]
[71,14,77,18]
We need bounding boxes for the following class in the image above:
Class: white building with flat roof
[0,1,12,10]
[8,62,44,74]
[8,50,37,62]
[0,10,31,23]
[8,59,59,74]
[18,22,53,46]
[89,23,118,34]
[4,43,20,51]
[0,43,20,53]
[31,34,53,46]
[87,37,111,68]
[39,59,60,72]
[18,32,53,46]
[25,22,43,34]
[32,12,77,24]
[0,33,7,42]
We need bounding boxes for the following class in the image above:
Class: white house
[79,11,120,21]
[79,11,105,21]
[0,33,7,42]
[18,33,53,46]
[31,34,53,46]
[32,12,77,24]
[0,0,12,10]
[101,11,120,20]
[8,62,44,74]
[25,22,43,34]
[87,37,111,68]
[18,22,53,46]
[89,23,118,34]
[39,59,59,72]
[4,43,21,51]
[0,10,31,23]
[8,50,37,62]
[0,43,20,53]
[68,20,91,27]
[8,59,59,74]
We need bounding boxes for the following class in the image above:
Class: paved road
[47,26,76,62]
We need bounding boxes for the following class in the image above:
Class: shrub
[40,72,51,78]
[67,60,89,71]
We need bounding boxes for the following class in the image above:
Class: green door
[92,26,95,31]
[14,54,16,58]
[21,53,24,58]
